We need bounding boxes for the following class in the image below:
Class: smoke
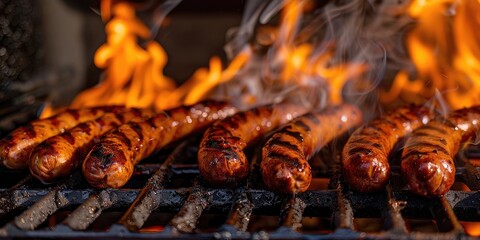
[213,0,417,112]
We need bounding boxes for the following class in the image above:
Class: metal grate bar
[459,161,480,191]
[218,152,264,234]
[12,172,84,230]
[0,175,33,218]
[430,196,465,234]
[383,185,407,234]
[60,189,116,230]
[278,196,306,231]
[117,141,190,231]
[168,178,208,233]
[222,191,254,233]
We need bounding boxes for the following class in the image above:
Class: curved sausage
[342,105,432,192]
[401,106,480,196]
[198,103,307,186]
[82,101,236,188]
[261,104,363,193]
[0,106,124,169]
[29,108,154,183]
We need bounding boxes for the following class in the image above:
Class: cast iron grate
[0,137,479,239]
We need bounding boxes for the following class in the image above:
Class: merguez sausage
[261,104,363,193]
[0,106,124,169]
[401,106,480,196]
[198,103,307,186]
[82,101,236,188]
[342,105,432,192]
[29,108,154,183]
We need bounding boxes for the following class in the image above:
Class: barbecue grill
[1,0,480,239]
[0,134,479,239]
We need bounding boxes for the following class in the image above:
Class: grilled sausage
[261,104,362,193]
[401,106,480,196]
[342,105,432,192]
[0,106,124,169]
[82,101,236,188]
[29,108,154,183]
[198,103,307,186]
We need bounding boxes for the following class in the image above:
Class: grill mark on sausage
[304,114,320,124]
[383,118,398,129]
[404,141,450,156]
[267,138,303,155]
[23,124,36,139]
[129,122,144,141]
[347,146,374,156]
[266,151,302,168]
[223,119,240,130]
[60,132,75,145]
[68,109,80,121]
[282,129,304,142]
[420,124,448,135]
[112,130,132,149]
[348,139,383,149]
[294,120,311,132]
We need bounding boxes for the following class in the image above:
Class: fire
[461,222,480,237]
[70,2,176,110]
[39,0,367,118]
[381,0,480,109]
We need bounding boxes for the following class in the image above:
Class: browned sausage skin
[198,103,308,186]
[29,108,154,183]
[261,104,363,193]
[401,106,480,196]
[82,101,236,188]
[342,105,432,192]
[0,106,124,169]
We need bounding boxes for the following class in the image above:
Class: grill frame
[0,139,479,239]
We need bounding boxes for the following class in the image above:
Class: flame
[69,2,176,111]
[42,1,251,116]
[273,0,366,105]
[381,0,480,109]
[461,222,480,237]
[41,0,368,117]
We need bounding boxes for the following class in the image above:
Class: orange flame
[53,1,250,115]
[461,221,480,237]
[41,0,367,117]
[381,0,480,109]
[70,2,176,110]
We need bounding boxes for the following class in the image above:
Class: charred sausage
[401,106,480,196]
[198,103,307,186]
[29,108,154,183]
[261,104,362,193]
[82,101,236,188]
[0,106,124,169]
[342,105,432,192]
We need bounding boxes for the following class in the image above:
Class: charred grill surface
[0,137,478,239]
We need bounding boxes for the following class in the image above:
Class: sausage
[401,106,480,196]
[342,105,432,192]
[198,103,307,186]
[261,104,363,193]
[29,108,154,183]
[0,106,125,169]
[82,101,236,188]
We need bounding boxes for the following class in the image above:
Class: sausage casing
[0,106,124,169]
[342,105,432,192]
[261,104,363,193]
[198,103,307,186]
[29,108,154,183]
[401,106,480,196]
[82,101,236,188]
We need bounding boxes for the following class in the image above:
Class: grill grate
[0,138,479,239]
